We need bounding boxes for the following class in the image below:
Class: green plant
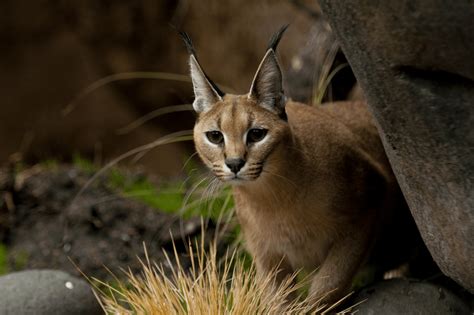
[106,165,233,221]
[0,244,8,275]
[12,250,29,270]
[108,170,184,213]
[73,153,97,173]
[40,159,59,169]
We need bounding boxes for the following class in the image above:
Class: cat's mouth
[212,162,264,183]
[216,172,262,183]
[215,172,263,183]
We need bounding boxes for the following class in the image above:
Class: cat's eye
[205,131,224,144]
[247,128,267,143]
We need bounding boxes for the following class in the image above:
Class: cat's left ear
[179,31,225,113]
[249,25,288,118]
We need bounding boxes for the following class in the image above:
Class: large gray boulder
[0,269,102,315]
[319,0,474,291]
[353,279,471,314]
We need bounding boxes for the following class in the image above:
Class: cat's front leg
[254,250,294,284]
[307,222,373,307]
[253,250,297,301]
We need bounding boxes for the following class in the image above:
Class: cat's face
[194,94,288,183]
[182,26,289,184]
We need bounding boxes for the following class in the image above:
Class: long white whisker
[180,175,210,216]
[206,178,223,219]
[178,174,211,240]
[262,169,298,189]
[179,169,197,193]
[214,188,234,241]
[201,177,219,223]
[181,151,200,172]
[266,180,281,204]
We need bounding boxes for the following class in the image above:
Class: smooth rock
[0,269,103,315]
[320,0,474,291]
[353,279,471,315]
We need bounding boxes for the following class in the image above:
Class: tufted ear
[179,31,224,113]
[249,25,288,117]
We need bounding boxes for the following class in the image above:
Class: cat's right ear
[179,31,224,113]
[248,25,289,119]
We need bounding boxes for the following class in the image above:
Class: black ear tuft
[177,30,225,99]
[266,24,289,52]
[178,30,196,56]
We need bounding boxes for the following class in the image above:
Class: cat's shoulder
[286,100,382,157]
[286,100,373,132]
[286,100,371,121]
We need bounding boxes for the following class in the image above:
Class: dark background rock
[319,0,474,291]
[353,278,471,315]
[0,269,103,315]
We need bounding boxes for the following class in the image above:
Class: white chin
[218,173,260,184]
[228,178,246,185]
[226,176,259,185]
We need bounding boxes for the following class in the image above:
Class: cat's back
[286,101,387,166]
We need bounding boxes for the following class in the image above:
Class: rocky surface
[0,269,102,315]
[320,0,474,291]
[353,278,471,315]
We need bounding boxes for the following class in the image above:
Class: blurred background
[0,0,354,177]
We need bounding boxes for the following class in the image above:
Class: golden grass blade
[94,227,349,315]
[312,39,341,106]
[313,62,349,105]
[116,104,194,135]
[62,72,192,115]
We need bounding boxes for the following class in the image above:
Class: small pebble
[120,233,131,242]
[65,281,74,290]
[63,243,72,253]
[291,57,303,71]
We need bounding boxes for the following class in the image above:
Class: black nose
[225,158,246,174]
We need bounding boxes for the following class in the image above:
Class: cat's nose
[225,158,246,174]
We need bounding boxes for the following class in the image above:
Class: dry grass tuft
[91,232,352,314]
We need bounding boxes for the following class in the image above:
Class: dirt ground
[0,163,221,281]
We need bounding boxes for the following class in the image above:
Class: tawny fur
[185,28,398,305]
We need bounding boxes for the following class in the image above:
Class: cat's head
[182,26,290,184]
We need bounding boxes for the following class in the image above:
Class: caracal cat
[182,26,399,304]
